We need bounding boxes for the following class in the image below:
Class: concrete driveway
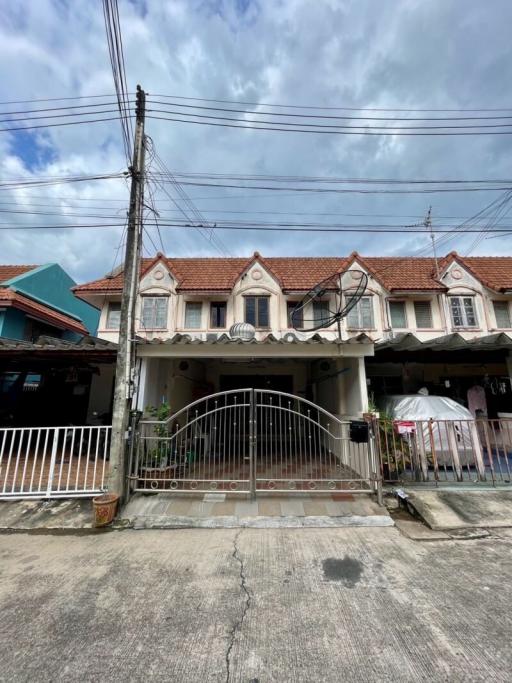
[0,526,511,682]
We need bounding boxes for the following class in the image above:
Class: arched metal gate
[129,389,377,495]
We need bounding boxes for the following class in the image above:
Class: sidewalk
[122,492,393,529]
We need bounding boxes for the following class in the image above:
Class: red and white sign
[394,420,416,435]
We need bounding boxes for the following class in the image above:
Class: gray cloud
[0,0,511,282]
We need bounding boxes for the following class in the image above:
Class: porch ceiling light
[229,322,256,341]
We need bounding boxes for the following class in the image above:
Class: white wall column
[343,356,369,418]
[135,357,148,412]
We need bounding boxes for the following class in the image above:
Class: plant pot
[93,493,119,527]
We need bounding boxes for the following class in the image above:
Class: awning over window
[376,331,512,352]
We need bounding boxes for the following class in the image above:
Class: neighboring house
[74,251,512,421]
[0,263,98,341]
[0,264,115,426]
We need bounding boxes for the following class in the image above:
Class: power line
[147,99,512,123]
[149,93,512,114]
[0,115,130,133]
[0,108,125,124]
[146,109,512,132]
[0,101,123,116]
[102,0,133,163]
[0,93,120,106]
[145,175,512,194]
[156,171,512,185]
[147,113,512,136]
[3,221,512,234]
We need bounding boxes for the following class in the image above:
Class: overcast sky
[1,0,512,283]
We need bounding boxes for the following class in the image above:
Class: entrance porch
[131,336,377,497]
[135,334,373,420]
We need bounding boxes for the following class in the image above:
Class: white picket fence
[0,426,111,498]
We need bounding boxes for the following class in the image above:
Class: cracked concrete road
[0,527,511,682]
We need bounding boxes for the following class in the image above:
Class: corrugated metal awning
[376,331,512,352]
[137,332,373,347]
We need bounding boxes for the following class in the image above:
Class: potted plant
[140,403,176,482]
[378,413,412,480]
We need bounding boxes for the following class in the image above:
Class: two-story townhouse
[74,251,512,424]
[0,264,116,426]
[364,253,512,417]
[74,252,374,421]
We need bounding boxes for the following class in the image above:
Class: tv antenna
[424,206,440,279]
[290,269,368,336]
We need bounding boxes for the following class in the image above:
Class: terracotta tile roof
[0,265,38,284]
[0,289,88,335]
[457,257,512,292]
[73,252,512,294]
[74,255,349,293]
[362,257,446,291]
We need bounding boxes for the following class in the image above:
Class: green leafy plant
[377,411,412,479]
[144,402,172,468]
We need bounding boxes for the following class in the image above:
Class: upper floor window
[347,297,373,329]
[414,301,433,329]
[287,301,304,329]
[210,301,227,328]
[141,296,168,330]
[312,301,330,328]
[494,301,511,328]
[245,296,269,328]
[450,296,477,328]
[184,301,202,329]
[389,301,407,328]
[106,302,121,329]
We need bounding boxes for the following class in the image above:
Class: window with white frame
[493,301,511,328]
[141,296,168,329]
[347,297,373,329]
[449,296,478,328]
[184,301,203,329]
[106,301,121,329]
[389,301,407,328]
[413,301,433,328]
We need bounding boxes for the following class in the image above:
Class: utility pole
[425,206,440,280]
[108,84,146,497]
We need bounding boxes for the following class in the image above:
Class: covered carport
[367,332,512,418]
[0,335,117,427]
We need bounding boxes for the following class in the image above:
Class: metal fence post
[45,428,60,498]
[249,389,256,501]
[368,418,384,506]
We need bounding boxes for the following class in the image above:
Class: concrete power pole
[108,84,146,497]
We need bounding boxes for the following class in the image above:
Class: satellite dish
[291,269,368,333]
[229,322,256,341]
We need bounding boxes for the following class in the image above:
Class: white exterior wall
[93,258,512,347]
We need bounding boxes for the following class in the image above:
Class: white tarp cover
[380,395,476,465]
[381,395,473,421]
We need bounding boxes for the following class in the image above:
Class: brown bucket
[93,493,119,527]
